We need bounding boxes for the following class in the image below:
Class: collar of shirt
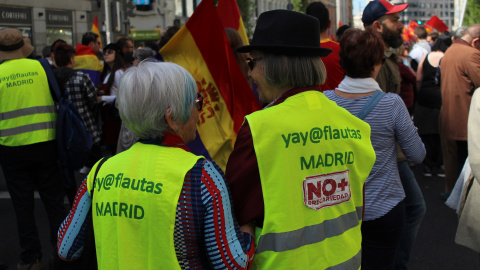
[271,85,323,106]
[139,132,190,152]
[456,38,472,47]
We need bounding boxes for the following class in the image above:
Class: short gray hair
[133,47,156,62]
[263,54,326,88]
[117,61,197,140]
[455,26,468,40]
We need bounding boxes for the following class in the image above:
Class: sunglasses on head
[103,49,115,55]
[195,93,203,112]
[246,57,264,70]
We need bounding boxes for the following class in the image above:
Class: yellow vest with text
[87,143,202,270]
[0,59,56,146]
[247,91,376,270]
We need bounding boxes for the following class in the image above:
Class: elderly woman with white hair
[57,61,254,269]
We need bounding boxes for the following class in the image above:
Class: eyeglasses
[103,49,115,55]
[246,57,264,70]
[195,93,203,112]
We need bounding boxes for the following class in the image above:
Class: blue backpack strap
[356,90,385,120]
[39,59,63,101]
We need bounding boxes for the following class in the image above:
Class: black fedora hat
[237,9,332,56]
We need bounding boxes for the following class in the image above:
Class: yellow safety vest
[0,59,56,146]
[87,143,202,270]
[247,90,376,270]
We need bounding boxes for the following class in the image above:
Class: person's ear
[373,21,383,33]
[328,20,332,29]
[165,108,179,133]
[472,37,480,47]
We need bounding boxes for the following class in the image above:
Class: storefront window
[46,28,73,45]
[0,6,33,41]
[0,26,32,39]
[46,10,73,45]
[175,0,200,17]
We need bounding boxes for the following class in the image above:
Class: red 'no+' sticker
[302,169,351,211]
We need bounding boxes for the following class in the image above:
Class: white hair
[117,61,197,140]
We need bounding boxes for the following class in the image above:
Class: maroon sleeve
[225,120,264,226]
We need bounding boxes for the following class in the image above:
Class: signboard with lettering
[0,6,31,25]
[131,30,161,40]
[46,10,72,26]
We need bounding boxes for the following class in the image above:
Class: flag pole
[104,0,112,44]
[459,0,468,27]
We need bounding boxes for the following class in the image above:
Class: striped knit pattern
[324,90,425,221]
[58,159,254,269]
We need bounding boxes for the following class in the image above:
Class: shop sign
[46,10,72,26]
[131,30,161,40]
[0,6,31,25]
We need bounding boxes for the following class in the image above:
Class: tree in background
[464,0,480,27]
[292,0,309,13]
[237,0,255,38]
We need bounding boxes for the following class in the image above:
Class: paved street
[0,164,479,269]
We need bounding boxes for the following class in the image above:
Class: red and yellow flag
[424,24,433,33]
[217,0,249,46]
[426,15,449,33]
[160,0,261,171]
[91,16,102,48]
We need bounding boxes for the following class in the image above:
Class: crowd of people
[1,0,480,269]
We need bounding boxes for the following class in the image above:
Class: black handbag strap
[91,157,109,197]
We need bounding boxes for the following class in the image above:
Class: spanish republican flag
[160,0,261,171]
[74,44,103,85]
[91,16,102,48]
[217,0,249,46]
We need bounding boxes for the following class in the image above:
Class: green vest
[0,59,56,146]
[87,143,202,270]
[247,91,376,270]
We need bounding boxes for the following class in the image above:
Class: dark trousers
[420,134,443,169]
[456,140,468,177]
[0,141,67,263]
[362,200,406,270]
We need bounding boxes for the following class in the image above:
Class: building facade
[0,0,93,55]
[1,0,358,54]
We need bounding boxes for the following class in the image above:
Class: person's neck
[320,31,329,40]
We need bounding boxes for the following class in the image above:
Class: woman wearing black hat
[225,9,376,269]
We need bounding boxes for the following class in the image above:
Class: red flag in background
[91,16,102,47]
[402,25,411,42]
[426,15,449,32]
[217,0,249,46]
[160,0,260,171]
[338,20,343,27]
[406,20,419,41]
[424,24,433,33]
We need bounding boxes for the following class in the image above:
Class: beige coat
[440,40,480,141]
[455,89,480,252]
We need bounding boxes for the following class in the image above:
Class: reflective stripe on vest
[0,121,56,137]
[0,59,56,146]
[87,143,203,270]
[0,105,55,120]
[247,91,376,270]
[256,206,363,254]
